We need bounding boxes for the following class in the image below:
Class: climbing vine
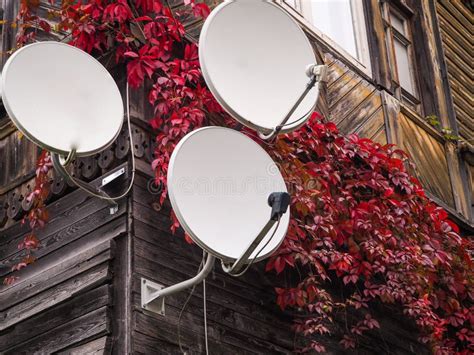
[9,1,473,354]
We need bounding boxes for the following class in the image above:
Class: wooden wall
[0,168,128,353]
[435,0,473,142]
[435,0,474,221]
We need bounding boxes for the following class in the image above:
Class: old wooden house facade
[0,0,472,353]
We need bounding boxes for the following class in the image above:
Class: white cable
[203,279,209,355]
[178,253,206,354]
[59,82,136,201]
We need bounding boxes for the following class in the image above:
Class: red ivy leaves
[3,151,51,286]
[103,0,133,23]
[184,0,211,19]
[265,113,473,353]
[125,45,166,88]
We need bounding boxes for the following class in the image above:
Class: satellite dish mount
[141,190,290,315]
[258,64,327,140]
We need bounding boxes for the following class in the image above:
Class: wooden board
[436,0,474,141]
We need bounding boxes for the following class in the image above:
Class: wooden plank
[133,331,203,355]
[0,262,110,331]
[0,215,124,294]
[133,310,292,354]
[450,0,474,19]
[58,336,111,355]
[365,0,392,90]
[0,239,112,309]
[110,231,133,353]
[327,69,363,110]
[0,188,107,251]
[132,233,294,329]
[5,306,110,354]
[0,285,110,350]
[131,283,295,350]
[0,133,38,196]
[324,57,349,87]
[330,80,376,130]
[338,90,383,135]
[381,88,402,146]
[0,201,126,277]
[437,1,472,34]
[354,106,384,137]
[398,114,455,206]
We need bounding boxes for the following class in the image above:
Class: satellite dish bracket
[258,64,328,140]
[141,252,216,316]
[222,192,291,276]
[51,152,123,214]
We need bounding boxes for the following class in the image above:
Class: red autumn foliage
[264,113,473,353]
[13,1,473,354]
[3,150,52,286]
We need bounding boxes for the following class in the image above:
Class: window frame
[380,2,421,112]
[278,0,372,77]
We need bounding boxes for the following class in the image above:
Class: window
[283,0,371,75]
[381,3,419,106]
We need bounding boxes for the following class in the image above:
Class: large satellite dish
[1,41,123,156]
[142,127,291,314]
[199,0,327,138]
[1,42,134,212]
[168,126,290,262]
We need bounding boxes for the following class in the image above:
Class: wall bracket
[141,278,165,315]
[141,253,215,316]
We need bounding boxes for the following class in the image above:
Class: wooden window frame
[278,0,372,78]
[380,1,421,113]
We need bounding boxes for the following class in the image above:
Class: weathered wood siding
[0,170,127,353]
[436,0,473,142]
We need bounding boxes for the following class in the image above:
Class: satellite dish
[199,0,327,138]
[168,126,290,262]
[1,42,135,212]
[1,41,123,156]
[142,126,291,314]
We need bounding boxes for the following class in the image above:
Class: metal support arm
[51,153,120,214]
[258,64,328,140]
[141,253,216,315]
[222,192,290,275]
[221,219,277,275]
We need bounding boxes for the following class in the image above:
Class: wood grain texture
[57,336,112,355]
[0,285,110,350]
[398,113,455,206]
[4,306,110,354]
[0,262,110,331]
[436,0,473,142]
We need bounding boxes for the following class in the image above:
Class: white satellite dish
[141,127,291,315]
[1,41,124,156]
[1,42,135,211]
[199,0,327,139]
[168,126,290,262]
